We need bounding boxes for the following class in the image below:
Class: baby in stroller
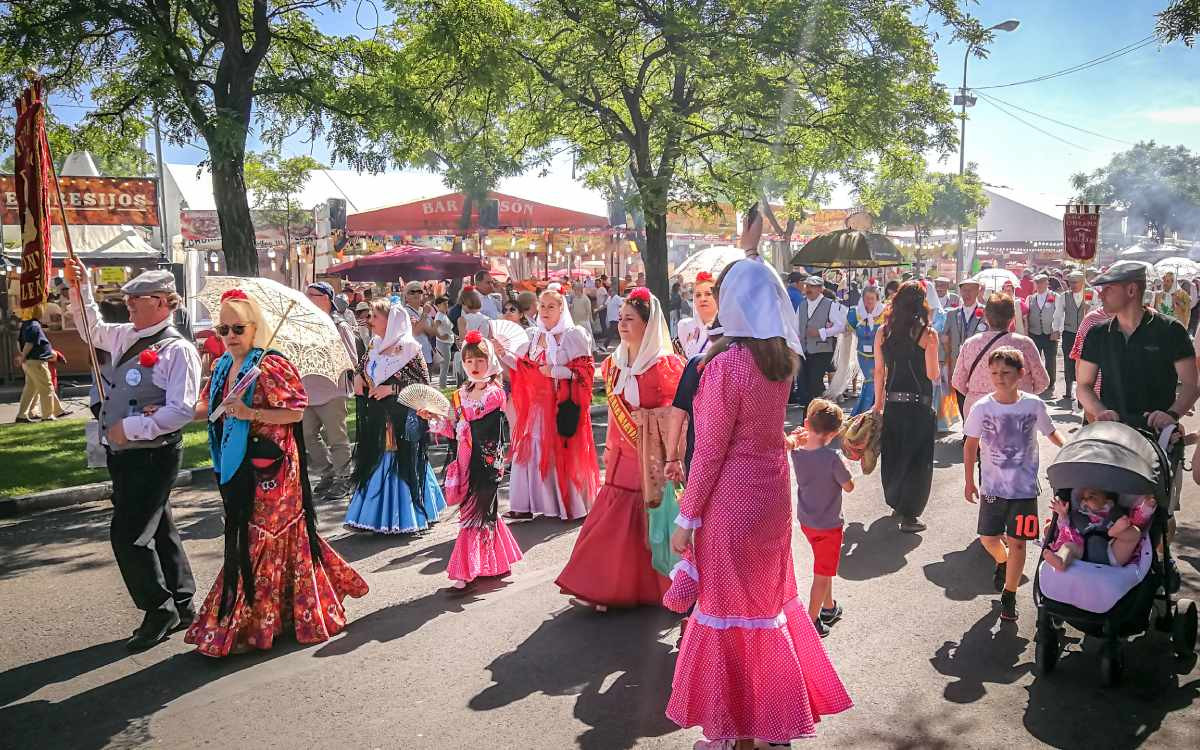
[1042,488,1156,571]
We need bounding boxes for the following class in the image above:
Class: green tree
[1,115,154,176]
[245,152,324,285]
[1157,0,1200,45]
[1071,141,1200,241]
[515,0,978,300]
[864,164,988,265]
[0,1,434,276]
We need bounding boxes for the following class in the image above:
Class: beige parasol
[197,276,356,385]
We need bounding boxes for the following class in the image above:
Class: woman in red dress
[556,287,683,610]
[185,290,368,658]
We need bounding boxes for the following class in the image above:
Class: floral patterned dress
[185,353,369,658]
[433,381,523,583]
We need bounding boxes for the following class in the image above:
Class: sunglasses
[216,324,249,336]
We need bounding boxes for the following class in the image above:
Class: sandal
[502,510,533,522]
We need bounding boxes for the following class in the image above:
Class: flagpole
[27,70,106,400]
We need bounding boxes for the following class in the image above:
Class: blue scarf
[208,349,267,485]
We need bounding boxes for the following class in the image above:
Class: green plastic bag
[648,481,682,577]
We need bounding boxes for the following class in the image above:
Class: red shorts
[801,524,844,577]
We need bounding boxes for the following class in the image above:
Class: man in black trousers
[65,258,200,652]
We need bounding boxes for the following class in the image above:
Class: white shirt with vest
[1052,289,1093,333]
[1026,291,1060,336]
[800,296,847,342]
[68,280,201,444]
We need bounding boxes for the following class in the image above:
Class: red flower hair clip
[462,284,476,293]
[695,271,714,284]
[139,347,160,368]
[628,287,651,303]
[464,330,483,345]
[220,289,249,302]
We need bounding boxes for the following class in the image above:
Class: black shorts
[977,496,1039,540]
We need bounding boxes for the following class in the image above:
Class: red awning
[347,191,609,235]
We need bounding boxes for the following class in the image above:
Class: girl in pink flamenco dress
[432,331,523,590]
[666,258,852,750]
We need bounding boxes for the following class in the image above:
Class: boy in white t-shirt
[964,347,1064,622]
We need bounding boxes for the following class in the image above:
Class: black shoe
[175,604,196,632]
[125,610,180,652]
[14,416,38,424]
[819,603,843,625]
[1000,590,1018,622]
[993,562,1007,593]
[313,475,335,495]
[899,516,926,533]
[813,618,831,638]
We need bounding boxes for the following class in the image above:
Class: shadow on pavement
[838,516,922,581]
[924,540,1010,602]
[0,638,127,707]
[0,642,302,749]
[1023,632,1200,749]
[312,578,512,658]
[842,701,979,749]
[372,516,581,576]
[929,605,1031,703]
[470,606,679,750]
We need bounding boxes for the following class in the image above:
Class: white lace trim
[670,558,699,582]
[692,599,796,630]
[675,513,702,529]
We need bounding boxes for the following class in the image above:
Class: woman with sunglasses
[343,299,447,534]
[184,289,368,657]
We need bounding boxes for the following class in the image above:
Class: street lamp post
[956,18,1020,281]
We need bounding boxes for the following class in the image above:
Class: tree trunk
[642,211,670,303]
[210,145,259,277]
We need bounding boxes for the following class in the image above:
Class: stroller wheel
[1100,646,1123,687]
[1171,599,1198,658]
[1035,624,1059,676]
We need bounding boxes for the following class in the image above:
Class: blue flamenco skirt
[344,455,446,534]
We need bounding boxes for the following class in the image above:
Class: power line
[973,91,1136,146]
[973,35,1157,90]
[976,95,1093,153]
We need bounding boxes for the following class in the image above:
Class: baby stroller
[1033,421,1197,686]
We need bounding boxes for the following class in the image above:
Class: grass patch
[0,391,607,496]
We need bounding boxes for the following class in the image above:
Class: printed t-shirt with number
[963,392,1055,499]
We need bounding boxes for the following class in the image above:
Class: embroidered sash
[604,360,639,446]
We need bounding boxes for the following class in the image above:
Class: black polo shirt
[1080,309,1194,418]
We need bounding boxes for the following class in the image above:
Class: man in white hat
[942,276,988,416]
[63,258,200,652]
[1025,273,1059,396]
[934,277,959,309]
[1052,270,1094,401]
[795,274,845,408]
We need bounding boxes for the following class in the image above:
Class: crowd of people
[51,226,1200,747]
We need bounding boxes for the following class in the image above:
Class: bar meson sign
[1,175,159,226]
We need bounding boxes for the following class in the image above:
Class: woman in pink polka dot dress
[667,259,851,749]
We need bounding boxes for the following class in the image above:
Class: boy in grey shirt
[788,398,855,637]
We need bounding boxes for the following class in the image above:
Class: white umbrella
[672,245,747,283]
[1154,257,1200,278]
[197,276,356,386]
[971,268,1020,294]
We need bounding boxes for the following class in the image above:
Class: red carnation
[695,271,714,284]
[139,347,160,368]
[1084,290,1094,301]
[1047,293,1056,303]
[220,289,248,302]
[628,287,651,303]
[974,307,984,318]
[464,330,483,345]
[462,284,476,293]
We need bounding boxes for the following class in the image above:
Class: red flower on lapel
[139,348,160,368]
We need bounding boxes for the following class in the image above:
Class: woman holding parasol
[343,299,447,534]
[184,289,368,657]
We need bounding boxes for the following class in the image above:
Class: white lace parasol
[197,276,356,385]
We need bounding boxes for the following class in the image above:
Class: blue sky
[43,0,1200,207]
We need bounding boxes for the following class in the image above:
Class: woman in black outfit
[872,281,941,533]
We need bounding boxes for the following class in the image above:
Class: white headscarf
[714,259,804,355]
[533,291,575,366]
[612,290,673,407]
[368,303,421,385]
[462,333,502,383]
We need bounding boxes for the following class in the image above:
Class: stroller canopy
[1046,422,1160,498]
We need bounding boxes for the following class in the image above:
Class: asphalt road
[1,399,1198,750]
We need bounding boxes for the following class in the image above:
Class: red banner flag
[1064,205,1100,261]
[14,80,54,310]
